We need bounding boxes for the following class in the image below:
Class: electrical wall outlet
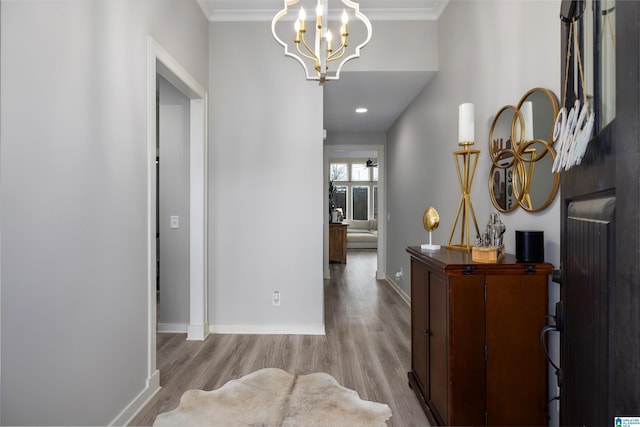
[272,291,280,306]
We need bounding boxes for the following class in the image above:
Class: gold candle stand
[447,141,481,251]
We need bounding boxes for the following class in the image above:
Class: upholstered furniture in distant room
[343,219,377,249]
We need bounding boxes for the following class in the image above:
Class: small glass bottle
[487,212,506,247]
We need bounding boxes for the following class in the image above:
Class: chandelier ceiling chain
[272,0,372,84]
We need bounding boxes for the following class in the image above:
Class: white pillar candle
[458,103,475,143]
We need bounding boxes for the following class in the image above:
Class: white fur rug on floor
[153,368,392,427]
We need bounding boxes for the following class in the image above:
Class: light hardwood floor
[130,250,430,426]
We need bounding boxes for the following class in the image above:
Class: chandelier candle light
[272,0,372,83]
[448,103,481,251]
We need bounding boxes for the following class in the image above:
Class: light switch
[170,216,180,229]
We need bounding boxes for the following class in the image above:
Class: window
[333,186,348,218]
[330,163,348,181]
[352,186,369,220]
[329,159,378,221]
[351,163,369,181]
[373,186,378,219]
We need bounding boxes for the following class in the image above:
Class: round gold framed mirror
[515,139,560,212]
[488,105,523,213]
[489,151,520,213]
[488,88,561,213]
[488,105,522,166]
[515,87,559,146]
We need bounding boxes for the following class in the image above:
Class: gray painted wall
[158,76,191,330]
[0,1,208,424]
[206,19,437,334]
[208,22,325,333]
[386,0,560,307]
[325,132,387,146]
[385,1,561,424]
[346,20,438,72]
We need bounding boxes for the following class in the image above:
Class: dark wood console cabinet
[407,247,552,426]
[329,223,348,263]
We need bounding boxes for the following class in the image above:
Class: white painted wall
[0,1,208,424]
[385,1,561,424]
[208,22,325,334]
[158,75,191,332]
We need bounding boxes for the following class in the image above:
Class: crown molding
[197,0,448,22]
[195,0,216,19]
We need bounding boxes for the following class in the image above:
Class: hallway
[131,250,429,426]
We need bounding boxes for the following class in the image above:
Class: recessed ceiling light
[355,107,368,114]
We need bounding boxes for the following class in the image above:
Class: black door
[560,1,640,425]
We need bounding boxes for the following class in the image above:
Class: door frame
[323,144,386,280]
[146,38,209,383]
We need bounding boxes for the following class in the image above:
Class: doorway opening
[156,74,191,334]
[146,38,208,390]
[324,145,385,280]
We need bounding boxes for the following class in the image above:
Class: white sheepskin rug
[153,368,392,426]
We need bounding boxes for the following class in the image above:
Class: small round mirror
[515,139,560,212]
[488,105,522,213]
[516,88,558,146]
[489,151,519,213]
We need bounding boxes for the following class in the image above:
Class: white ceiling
[198,0,448,133]
[323,71,436,133]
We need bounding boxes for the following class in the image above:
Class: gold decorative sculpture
[447,103,480,251]
[447,141,481,251]
[421,206,440,251]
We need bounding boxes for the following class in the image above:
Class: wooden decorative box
[472,245,505,263]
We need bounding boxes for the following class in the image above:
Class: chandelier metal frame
[271,0,372,83]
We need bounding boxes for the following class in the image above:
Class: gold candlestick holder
[447,141,481,251]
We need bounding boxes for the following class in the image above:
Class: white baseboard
[110,369,160,426]
[187,323,209,341]
[209,323,326,335]
[157,322,188,333]
[158,323,209,339]
[384,275,411,306]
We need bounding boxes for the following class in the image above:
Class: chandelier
[271,0,372,83]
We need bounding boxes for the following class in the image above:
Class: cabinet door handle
[421,329,431,337]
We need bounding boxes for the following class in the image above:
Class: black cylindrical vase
[515,230,544,262]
